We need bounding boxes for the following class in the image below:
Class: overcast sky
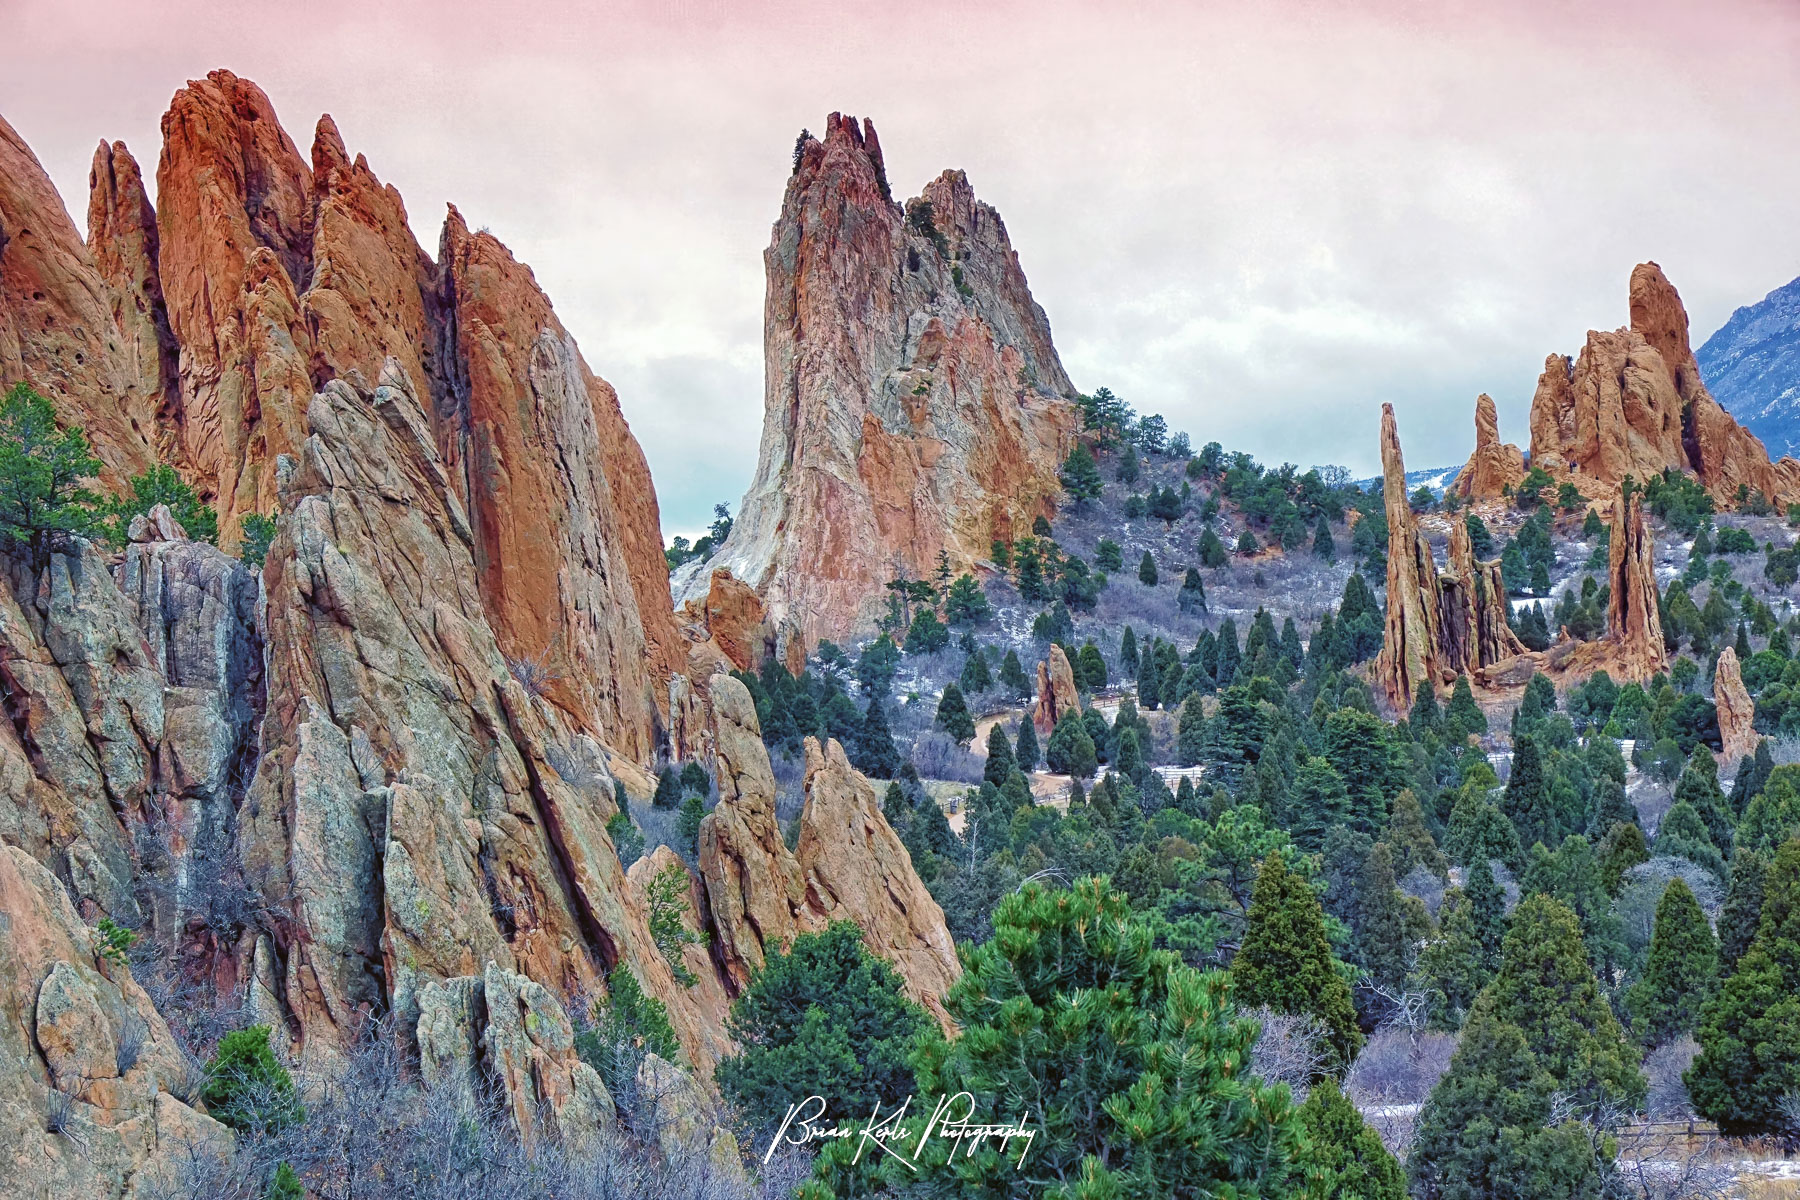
[7,0,1800,537]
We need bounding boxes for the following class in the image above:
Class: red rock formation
[1713,645,1756,765]
[0,115,157,482]
[1033,643,1081,735]
[1376,404,1526,708]
[1605,487,1666,683]
[676,113,1079,647]
[1452,393,1526,501]
[1528,263,1800,505]
[87,140,179,464]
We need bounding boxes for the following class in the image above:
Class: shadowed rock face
[1528,263,1800,505]
[677,112,1080,651]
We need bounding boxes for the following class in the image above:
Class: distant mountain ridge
[1698,272,1800,461]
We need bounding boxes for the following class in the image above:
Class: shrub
[0,382,104,566]
[647,861,704,985]
[576,966,679,1102]
[202,1025,303,1133]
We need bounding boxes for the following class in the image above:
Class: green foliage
[1094,537,1123,573]
[606,810,644,868]
[108,463,218,545]
[1446,674,1487,739]
[1408,1004,1615,1200]
[959,644,992,694]
[648,862,704,985]
[943,573,991,626]
[904,606,950,654]
[804,877,1311,1199]
[651,767,681,809]
[1014,712,1040,772]
[1739,763,1800,853]
[0,382,104,565]
[1045,710,1098,779]
[203,1026,304,1133]
[935,682,976,746]
[1687,837,1800,1135]
[1059,443,1103,509]
[1198,525,1229,568]
[95,917,136,968]
[983,721,1018,786]
[1231,851,1363,1073]
[1625,877,1717,1046]
[1486,894,1645,1111]
[998,648,1031,698]
[1297,1078,1407,1200]
[577,966,679,1099]
[1178,566,1207,613]
[1413,885,1492,1032]
[1717,849,1767,972]
[677,794,706,855]
[1076,641,1109,690]
[1137,549,1158,586]
[717,923,928,1143]
[265,1162,303,1200]
[239,512,278,568]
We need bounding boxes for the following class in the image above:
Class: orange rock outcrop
[1527,263,1800,505]
[1375,404,1525,708]
[1033,643,1082,735]
[674,113,1080,648]
[1452,393,1527,501]
[1605,486,1667,683]
[1713,645,1757,765]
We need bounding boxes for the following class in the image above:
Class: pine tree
[853,698,900,778]
[1296,1078,1406,1200]
[1120,625,1139,674]
[1654,801,1726,880]
[1463,856,1509,977]
[1136,639,1161,710]
[1503,734,1555,848]
[1597,820,1649,895]
[1114,726,1144,783]
[1045,711,1097,778]
[652,766,682,809]
[958,645,992,694]
[1076,641,1108,690]
[1413,887,1489,1031]
[1387,789,1449,880]
[1284,756,1350,853]
[1717,849,1767,972]
[1231,851,1364,1073]
[1673,747,1734,853]
[1408,1004,1612,1200]
[1485,893,1646,1111]
[1688,837,1800,1135]
[1409,679,1442,735]
[1138,550,1159,586]
[1626,877,1718,1046]
[998,648,1030,698]
[1356,841,1432,993]
[1178,566,1207,613]
[1058,443,1103,509]
[982,721,1016,785]
[1176,694,1207,768]
[934,682,975,746]
[1446,674,1487,740]
[1014,715,1040,773]
[1311,515,1336,561]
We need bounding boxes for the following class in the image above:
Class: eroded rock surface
[678,113,1079,647]
[1714,645,1757,766]
[1032,643,1081,736]
[1452,393,1526,501]
[1606,487,1666,683]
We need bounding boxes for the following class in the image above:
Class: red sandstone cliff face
[0,116,159,482]
[1527,263,1800,504]
[676,113,1080,650]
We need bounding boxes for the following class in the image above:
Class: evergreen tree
[943,573,992,626]
[652,766,682,809]
[1198,525,1229,568]
[203,1026,304,1133]
[1231,851,1364,1073]
[1687,837,1800,1135]
[998,648,1030,698]
[1503,734,1555,848]
[1136,639,1161,710]
[0,383,105,567]
[1284,756,1350,853]
[1672,747,1734,853]
[1115,726,1144,782]
[1485,893,1646,1111]
[1045,710,1098,778]
[1740,763,1800,853]
[1386,789,1449,880]
[1076,641,1108,690]
[1014,715,1040,773]
[1311,514,1336,561]
[1446,674,1487,740]
[1464,856,1509,977]
[1410,680,1441,735]
[678,793,706,854]
[934,683,975,746]
[1717,849,1767,972]
[1176,694,1207,768]
[1296,1078,1406,1200]
[853,698,901,778]
[717,923,930,1140]
[1216,617,1242,685]
[1625,878,1718,1047]
[803,878,1312,1199]
[1178,566,1207,613]
[1655,801,1726,880]
[1138,550,1159,586]
[1120,625,1139,674]
[983,722,1017,786]
[1597,821,1649,895]
[1058,443,1103,508]
[1408,1005,1613,1200]
[1413,887,1490,1032]
[1356,841,1433,993]
[958,645,992,694]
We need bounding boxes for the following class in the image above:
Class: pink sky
[7,0,1800,533]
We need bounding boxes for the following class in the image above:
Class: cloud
[7,0,1800,531]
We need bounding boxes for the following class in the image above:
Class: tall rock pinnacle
[677,113,1081,650]
[1605,485,1666,683]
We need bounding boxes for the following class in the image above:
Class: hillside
[1698,272,1800,460]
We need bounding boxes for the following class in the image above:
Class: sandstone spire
[1527,262,1800,505]
[1605,486,1666,682]
[1713,644,1757,765]
[1452,392,1526,500]
[1375,404,1447,708]
[675,113,1080,649]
